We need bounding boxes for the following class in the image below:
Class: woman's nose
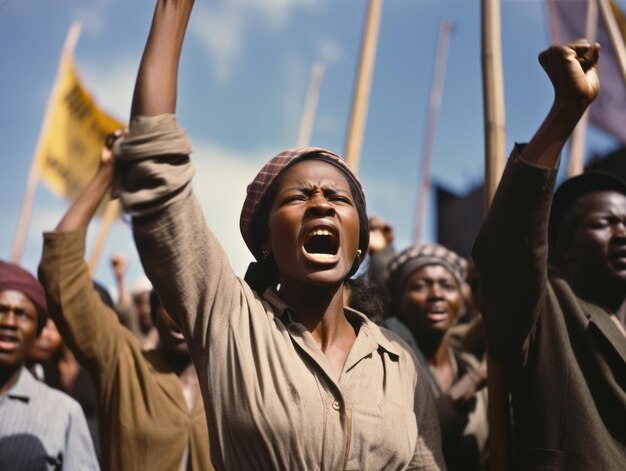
[307,194,335,216]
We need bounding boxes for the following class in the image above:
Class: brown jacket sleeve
[472,145,558,366]
[39,229,125,383]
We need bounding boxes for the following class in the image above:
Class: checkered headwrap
[239,147,367,260]
[386,244,467,303]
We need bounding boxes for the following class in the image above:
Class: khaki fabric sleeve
[112,114,253,379]
[410,363,447,470]
[112,113,194,218]
[39,229,125,381]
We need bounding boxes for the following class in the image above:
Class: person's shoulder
[454,347,481,370]
[29,376,84,417]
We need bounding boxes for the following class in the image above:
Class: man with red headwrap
[0,261,98,470]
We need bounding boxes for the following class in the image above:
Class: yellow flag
[34,45,124,200]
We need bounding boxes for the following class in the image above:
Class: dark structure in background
[436,183,484,260]
[587,147,626,180]
[435,147,626,260]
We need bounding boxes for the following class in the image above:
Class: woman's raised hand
[100,129,125,170]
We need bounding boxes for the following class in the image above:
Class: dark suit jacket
[473,147,626,470]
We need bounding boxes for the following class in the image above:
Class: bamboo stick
[11,23,82,263]
[598,0,626,87]
[567,0,598,178]
[297,62,325,148]
[344,0,383,173]
[482,0,506,205]
[481,1,508,470]
[413,21,454,243]
[88,199,120,275]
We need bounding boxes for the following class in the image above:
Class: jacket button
[332,400,341,411]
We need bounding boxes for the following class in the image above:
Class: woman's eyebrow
[280,183,351,194]
[324,186,352,194]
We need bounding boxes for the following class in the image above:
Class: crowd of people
[1,0,625,469]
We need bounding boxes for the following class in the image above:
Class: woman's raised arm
[130,0,195,119]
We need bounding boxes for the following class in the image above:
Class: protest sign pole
[481,1,508,469]
[567,0,598,177]
[297,62,325,148]
[413,20,453,243]
[344,0,383,172]
[88,199,120,275]
[11,22,82,262]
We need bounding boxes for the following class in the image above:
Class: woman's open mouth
[424,305,450,323]
[303,227,340,263]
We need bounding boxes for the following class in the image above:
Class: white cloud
[21,138,271,284]
[190,0,316,82]
[189,138,276,275]
[232,0,315,28]
[77,57,136,123]
[72,0,114,36]
[191,5,245,83]
[317,38,342,64]
[279,54,309,140]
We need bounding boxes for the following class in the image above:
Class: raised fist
[538,41,600,108]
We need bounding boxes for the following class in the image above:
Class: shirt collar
[344,307,402,358]
[262,288,295,322]
[262,288,401,358]
[4,367,34,403]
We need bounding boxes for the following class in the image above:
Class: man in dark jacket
[473,41,626,469]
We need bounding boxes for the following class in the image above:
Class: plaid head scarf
[386,243,468,304]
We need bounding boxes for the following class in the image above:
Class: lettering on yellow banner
[35,54,124,202]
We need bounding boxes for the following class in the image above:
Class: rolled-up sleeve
[112,113,194,218]
[112,114,246,373]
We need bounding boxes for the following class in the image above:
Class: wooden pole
[545,0,561,46]
[344,0,383,173]
[11,22,82,263]
[413,21,453,243]
[88,199,120,275]
[482,0,506,205]
[598,0,626,86]
[11,161,40,263]
[567,0,598,178]
[481,1,508,470]
[297,62,325,148]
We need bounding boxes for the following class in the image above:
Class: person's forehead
[574,190,626,216]
[278,160,351,189]
[410,264,455,280]
[0,289,38,312]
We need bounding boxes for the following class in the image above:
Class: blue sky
[1,0,623,296]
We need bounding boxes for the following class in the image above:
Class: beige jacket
[113,114,445,471]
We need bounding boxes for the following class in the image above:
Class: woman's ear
[261,246,271,259]
[260,232,272,259]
